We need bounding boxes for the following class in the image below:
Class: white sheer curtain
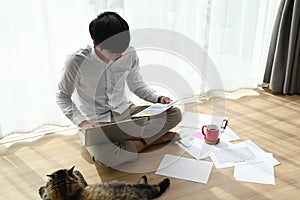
[123,0,280,91]
[0,0,94,137]
[0,0,280,137]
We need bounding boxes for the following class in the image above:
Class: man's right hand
[79,121,96,134]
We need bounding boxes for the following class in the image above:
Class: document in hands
[132,100,179,117]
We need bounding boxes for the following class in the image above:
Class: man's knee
[87,141,138,167]
[167,107,182,126]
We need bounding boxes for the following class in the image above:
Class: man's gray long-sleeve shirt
[56,46,159,125]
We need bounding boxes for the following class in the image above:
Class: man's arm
[55,57,86,126]
[126,55,160,103]
[126,53,174,105]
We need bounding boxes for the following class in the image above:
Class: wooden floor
[0,88,299,200]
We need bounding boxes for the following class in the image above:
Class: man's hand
[160,96,172,104]
[79,121,96,134]
[160,96,173,112]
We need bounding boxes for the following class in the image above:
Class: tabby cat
[39,166,170,200]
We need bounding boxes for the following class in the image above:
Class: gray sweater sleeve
[55,57,86,126]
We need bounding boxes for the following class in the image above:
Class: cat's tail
[155,178,170,198]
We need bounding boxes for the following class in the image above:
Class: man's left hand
[160,96,172,104]
[160,96,173,112]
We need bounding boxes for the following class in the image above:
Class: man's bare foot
[131,132,181,153]
[132,140,148,153]
[151,131,181,145]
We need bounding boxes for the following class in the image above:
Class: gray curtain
[264,0,300,94]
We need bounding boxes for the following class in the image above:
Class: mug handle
[202,125,207,137]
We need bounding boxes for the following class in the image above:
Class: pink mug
[202,124,220,144]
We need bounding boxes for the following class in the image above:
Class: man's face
[98,47,122,61]
[102,49,122,61]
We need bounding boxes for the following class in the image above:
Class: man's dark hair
[89,12,130,53]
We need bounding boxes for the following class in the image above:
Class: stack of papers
[232,140,280,185]
[155,112,280,185]
[210,146,258,168]
[209,140,280,184]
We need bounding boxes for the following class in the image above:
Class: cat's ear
[68,166,75,176]
[138,176,148,184]
[46,174,55,179]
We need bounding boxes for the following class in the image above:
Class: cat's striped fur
[39,166,170,200]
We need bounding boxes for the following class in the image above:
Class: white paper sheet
[234,162,275,185]
[179,138,232,160]
[156,154,213,184]
[132,100,179,117]
[178,112,202,128]
[178,112,227,130]
[231,140,280,166]
[211,140,280,169]
[214,146,256,163]
[219,126,240,142]
[210,146,264,168]
[179,138,204,159]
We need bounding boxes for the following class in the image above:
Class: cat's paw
[162,178,170,187]
[158,178,170,196]
[38,186,50,200]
